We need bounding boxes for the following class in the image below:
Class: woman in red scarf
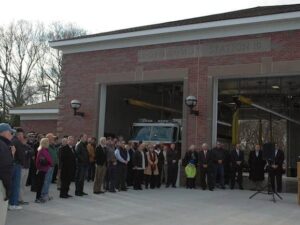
[144,145,159,189]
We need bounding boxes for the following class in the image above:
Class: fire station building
[13,4,300,177]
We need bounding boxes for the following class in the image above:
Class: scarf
[149,151,156,172]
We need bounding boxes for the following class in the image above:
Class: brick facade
[21,120,57,135]
[58,30,300,151]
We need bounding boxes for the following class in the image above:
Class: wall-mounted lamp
[185,95,199,116]
[70,99,85,117]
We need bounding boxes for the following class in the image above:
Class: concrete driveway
[6,183,300,225]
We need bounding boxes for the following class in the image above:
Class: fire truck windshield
[131,126,177,142]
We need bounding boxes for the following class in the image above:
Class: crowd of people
[0,122,285,220]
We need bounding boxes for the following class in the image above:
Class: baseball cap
[0,123,16,134]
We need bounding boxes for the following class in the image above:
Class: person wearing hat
[0,123,16,224]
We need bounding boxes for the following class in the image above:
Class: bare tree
[0,21,86,122]
[38,22,86,99]
[0,21,47,121]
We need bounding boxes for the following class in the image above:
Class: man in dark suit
[270,144,285,193]
[126,142,137,187]
[166,143,179,188]
[230,143,244,190]
[75,134,89,196]
[59,136,76,198]
[198,143,215,191]
[212,142,226,189]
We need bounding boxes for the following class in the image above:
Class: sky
[1,0,300,34]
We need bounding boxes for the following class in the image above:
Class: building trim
[50,12,300,54]
[20,114,58,121]
[9,109,59,115]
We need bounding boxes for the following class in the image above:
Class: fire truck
[129,119,182,155]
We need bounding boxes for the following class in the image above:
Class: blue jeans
[9,164,22,206]
[215,164,225,187]
[41,167,54,198]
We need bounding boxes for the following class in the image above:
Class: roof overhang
[50,11,300,54]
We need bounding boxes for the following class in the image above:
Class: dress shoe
[75,193,83,196]
[94,192,101,194]
[82,192,88,195]
[60,195,68,199]
[239,186,244,190]
[67,194,73,198]
[35,199,45,203]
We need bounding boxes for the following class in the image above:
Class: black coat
[230,149,244,168]
[274,149,285,173]
[212,147,226,163]
[11,136,26,166]
[127,148,136,169]
[59,145,76,180]
[183,151,198,167]
[198,150,215,171]
[167,149,178,165]
[248,150,266,181]
[155,149,165,169]
[75,141,89,166]
[0,136,13,199]
[95,145,107,166]
[132,150,146,168]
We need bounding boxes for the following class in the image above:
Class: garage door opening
[217,76,300,177]
[104,82,183,143]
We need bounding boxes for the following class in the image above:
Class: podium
[298,162,300,205]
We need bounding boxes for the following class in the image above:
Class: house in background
[9,100,59,134]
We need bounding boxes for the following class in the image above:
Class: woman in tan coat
[144,145,159,189]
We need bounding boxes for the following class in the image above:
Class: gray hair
[189,145,196,150]
[202,143,209,148]
[99,137,106,144]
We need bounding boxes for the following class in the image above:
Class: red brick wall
[58,30,300,146]
[20,120,58,135]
